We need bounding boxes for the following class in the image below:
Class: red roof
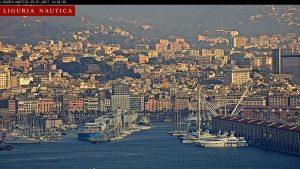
[213,116,300,133]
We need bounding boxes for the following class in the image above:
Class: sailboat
[180,112,198,144]
[181,88,216,144]
[6,115,40,144]
[169,109,186,137]
[0,119,14,151]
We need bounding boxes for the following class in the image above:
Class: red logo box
[0,5,75,16]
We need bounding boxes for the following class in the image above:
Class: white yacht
[136,125,151,130]
[183,131,216,144]
[197,132,248,148]
[169,130,186,137]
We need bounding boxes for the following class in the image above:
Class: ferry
[78,123,103,141]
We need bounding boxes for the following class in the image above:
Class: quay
[212,116,300,156]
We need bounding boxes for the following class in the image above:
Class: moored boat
[197,132,248,148]
[5,136,40,144]
[78,122,104,141]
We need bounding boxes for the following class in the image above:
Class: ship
[89,132,110,144]
[169,109,187,137]
[78,123,104,141]
[196,132,248,148]
[181,130,216,144]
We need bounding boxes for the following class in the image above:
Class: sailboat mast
[202,94,206,127]
[224,97,227,116]
[198,88,201,139]
[176,110,178,131]
[179,109,181,132]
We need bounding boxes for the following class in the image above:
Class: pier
[212,116,300,156]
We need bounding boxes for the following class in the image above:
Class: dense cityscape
[0,5,300,169]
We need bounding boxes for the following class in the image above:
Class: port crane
[198,82,251,118]
[230,83,251,116]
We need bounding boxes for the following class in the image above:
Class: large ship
[196,132,248,148]
[78,123,104,141]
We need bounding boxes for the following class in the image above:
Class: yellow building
[223,64,250,86]
[0,72,10,89]
[19,76,33,86]
[148,50,158,58]
[62,55,76,63]
[233,36,248,48]
[138,55,149,64]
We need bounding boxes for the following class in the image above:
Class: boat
[90,138,111,144]
[40,132,62,143]
[0,132,14,151]
[169,130,186,137]
[66,124,77,130]
[180,111,199,144]
[182,130,217,144]
[78,123,104,141]
[164,119,171,122]
[0,144,14,151]
[89,132,110,144]
[5,136,40,144]
[169,109,186,137]
[128,126,141,132]
[197,132,248,148]
[181,133,198,144]
[78,131,102,141]
[136,125,151,130]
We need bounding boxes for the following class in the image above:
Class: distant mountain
[0,5,299,44]
[77,5,300,36]
[0,16,85,44]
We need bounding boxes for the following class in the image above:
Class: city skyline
[0,4,299,169]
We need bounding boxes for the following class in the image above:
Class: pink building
[174,98,189,111]
[11,59,30,73]
[63,98,84,112]
[38,99,54,114]
[8,100,16,114]
[145,98,159,112]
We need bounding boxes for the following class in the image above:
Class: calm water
[1,122,300,169]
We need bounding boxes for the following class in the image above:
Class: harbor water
[0,122,299,169]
